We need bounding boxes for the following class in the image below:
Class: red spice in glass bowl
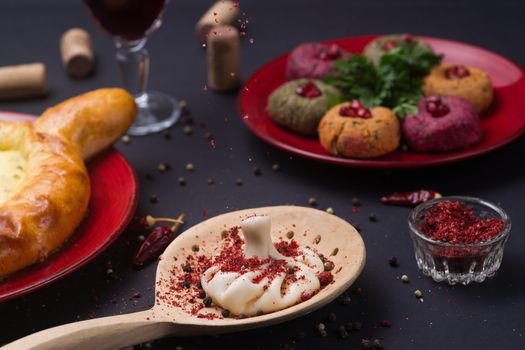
[408,196,511,285]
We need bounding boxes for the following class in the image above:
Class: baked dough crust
[0,88,136,277]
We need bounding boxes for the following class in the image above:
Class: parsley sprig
[325,41,443,118]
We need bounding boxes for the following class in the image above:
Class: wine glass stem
[115,40,150,98]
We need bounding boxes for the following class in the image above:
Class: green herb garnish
[325,41,443,118]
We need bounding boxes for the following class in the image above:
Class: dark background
[1,0,524,349]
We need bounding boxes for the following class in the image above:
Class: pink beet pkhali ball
[403,95,482,152]
[286,43,348,80]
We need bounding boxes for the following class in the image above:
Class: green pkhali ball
[266,79,339,136]
[363,34,433,65]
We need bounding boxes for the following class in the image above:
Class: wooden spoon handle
[2,310,175,350]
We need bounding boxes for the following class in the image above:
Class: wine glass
[84,0,180,136]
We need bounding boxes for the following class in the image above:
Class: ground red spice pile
[420,200,505,244]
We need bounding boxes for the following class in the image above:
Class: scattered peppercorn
[328,313,337,322]
[373,338,383,349]
[323,262,334,272]
[361,338,372,349]
[326,207,334,214]
[181,280,190,288]
[401,274,409,283]
[179,100,188,109]
[178,177,187,186]
[145,173,153,181]
[308,197,318,206]
[106,268,114,275]
[368,213,378,222]
[414,289,423,298]
[163,131,172,140]
[158,163,170,172]
[191,244,200,252]
[286,230,294,239]
[235,178,243,186]
[380,319,391,327]
[137,235,145,242]
[207,178,215,185]
[338,325,348,339]
[253,167,262,176]
[221,309,230,318]
[182,264,192,273]
[185,163,194,171]
[149,195,159,204]
[271,163,280,172]
[338,295,352,305]
[221,230,229,239]
[287,267,295,274]
[203,296,212,307]
[121,135,131,144]
[388,256,399,267]
[197,290,206,299]
[352,197,361,207]
[316,323,327,336]
[183,126,193,135]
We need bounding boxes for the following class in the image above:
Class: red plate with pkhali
[238,35,525,168]
[0,112,138,301]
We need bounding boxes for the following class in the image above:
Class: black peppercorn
[149,195,158,204]
[389,256,399,267]
[181,280,190,288]
[368,213,378,222]
[373,338,383,349]
[352,197,361,207]
[203,296,212,307]
[253,167,262,176]
[327,313,336,322]
[361,339,372,349]
[221,309,230,318]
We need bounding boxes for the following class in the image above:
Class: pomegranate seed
[339,106,355,116]
[426,102,438,113]
[435,104,450,117]
[326,44,341,59]
[383,40,399,51]
[427,95,441,103]
[445,65,470,79]
[318,51,329,60]
[295,81,322,99]
[350,99,363,109]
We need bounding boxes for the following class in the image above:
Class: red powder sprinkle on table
[420,200,505,244]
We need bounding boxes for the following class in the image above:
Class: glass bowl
[408,196,511,285]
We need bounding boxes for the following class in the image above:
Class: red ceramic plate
[0,112,138,301]
[239,35,525,168]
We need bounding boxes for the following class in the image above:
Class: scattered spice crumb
[323,262,334,271]
[164,131,172,140]
[253,167,262,176]
[185,163,195,172]
[207,178,215,185]
[235,178,243,186]
[380,319,391,327]
[221,309,231,318]
[145,173,153,181]
[271,163,280,172]
[158,163,170,172]
[361,338,372,349]
[414,289,423,298]
[179,100,188,109]
[373,338,383,349]
[149,195,159,204]
[183,126,193,135]
[401,274,409,283]
[326,207,334,214]
[121,135,130,144]
[352,197,361,207]
[178,177,187,186]
[368,213,378,222]
[308,197,318,206]
[191,244,200,252]
[137,235,145,242]
[286,230,294,239]
[388,256,399,267]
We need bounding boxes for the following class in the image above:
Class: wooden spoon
[4,206,366,350]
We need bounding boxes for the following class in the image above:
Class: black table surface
[1,0,524,349]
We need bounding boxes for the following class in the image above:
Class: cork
[196,0,240,42]
[0,63,48,100]
[207,25,240,91]
[60,28,94,78]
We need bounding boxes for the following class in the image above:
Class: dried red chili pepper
[380,190,441,206]
[133,213,185,267]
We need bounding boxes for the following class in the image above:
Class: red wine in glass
[84,0,181,136]
[85,0,166,41]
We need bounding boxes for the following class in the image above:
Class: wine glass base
[127,91,181,136]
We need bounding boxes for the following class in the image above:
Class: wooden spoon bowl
[4,206,366,350]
